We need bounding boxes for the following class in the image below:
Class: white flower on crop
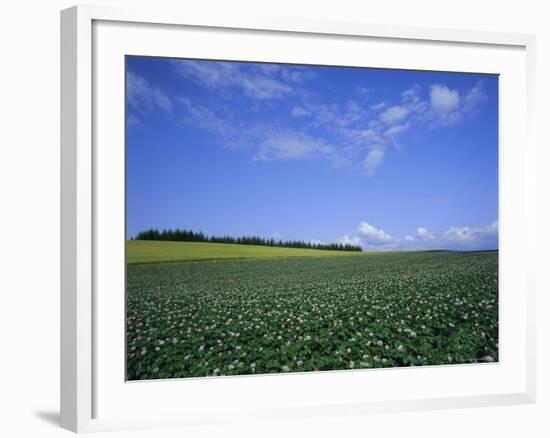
[172,338,178,344]
[153,367,159,373]
[282,365,290,372]
[349,361,355,369]
[199,345,204,351]
[448,355,453,362]
[410,331,417,338]
[228,364,235,370]
[158,340,165,346]
[235,345,241,350]
[155,346,160,352]
[484,356,494,362]
[213,368,220,374]
[297,360,303,366]
[376,340,383,347]
[304,335,311,341]
[397,345,404,352]
[347,348,351,353]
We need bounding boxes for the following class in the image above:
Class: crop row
[126,251,498,380]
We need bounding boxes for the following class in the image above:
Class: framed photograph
[61,5,536,433]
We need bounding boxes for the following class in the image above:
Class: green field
[126,247,498,380]
[127,240,367,264]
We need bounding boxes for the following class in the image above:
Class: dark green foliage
[134,228,363,252]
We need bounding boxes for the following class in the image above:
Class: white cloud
[358,129,383,142]
[357,221,394,245]
[173,60,240,88]
[416,227,433,239]
[291,106,311,117]
[255,132,344,164]
[341,220,497,252]
[171,62,490,177]
[444,221,498,243]
[127,71,172,114]
[364,148,385,175]
[380,105,410,124]
[401,84,421,103]
[463,80,487,112]
[241,76,292,99]
[430,84,460,115]
[424,81,487,127]
[444,226,474,241]
[178,97,231,137]
[356,86,373,96]
[384,123,410,137]
[173,60,293,100]
[339,235,362,246]
[402,221,497,251]
[257,64,280,75]
[280,67,316,83]
[370,102,387,111]
[127,114,140,126]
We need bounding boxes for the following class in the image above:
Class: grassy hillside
[127,240,367,264]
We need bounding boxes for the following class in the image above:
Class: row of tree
[132,228,362,252]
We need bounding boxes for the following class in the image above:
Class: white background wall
[0,0,547,436]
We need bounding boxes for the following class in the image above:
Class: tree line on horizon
[132,228,363,252]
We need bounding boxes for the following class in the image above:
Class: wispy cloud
[380,105,410,124]
[364,148,385,175]
[370,101,387,111]
[291,106,311,117]
[463,81,488,112]
[255,132,346,165]
[178,96,348,167]
[384,123,410,137]
[178,97,234,138]
[172,60,306,100]
[132,61,490,178]
[127,71,172,114]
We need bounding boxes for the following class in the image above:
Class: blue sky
[126,56,498,251]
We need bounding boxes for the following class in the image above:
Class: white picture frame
[60,4,536,433]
